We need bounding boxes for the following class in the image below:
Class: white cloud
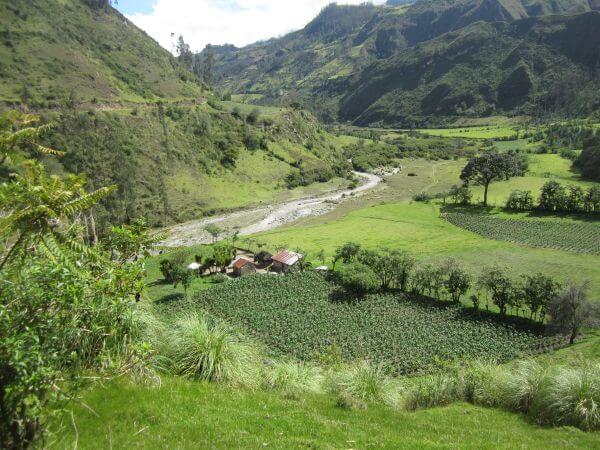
[126,0,387,53]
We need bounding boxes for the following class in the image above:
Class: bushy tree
[521,273,560,322]
[573,135,600,181]
[332,242,361,268]
[539,180,566,212]
[505,190,533,211]
[584,186,600,212]
[204,223,222,243]
[548,281,598,344]
[444,261,471,303]
[449,185,472,205]
[337,262,380,297]
[460,153,527,206]
[479,267,516,316]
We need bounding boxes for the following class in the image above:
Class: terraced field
[183,273,557,375]
[442,213,600,255]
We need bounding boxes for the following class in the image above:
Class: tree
[0,111,63,166]
[539,180,567,212]
[0,161,114,271]
[548,281,598,344]
[521,273,560,322]
[204,224,222,243]
[176,35,193,70]
[332,242,361,268]
[337,262,380,297]
[573,135,600,181]
[213,241,236,272]
[566,184,585,212]
[105,218,164,263]
[316,249,326,265]
[460,153,527,206]
[478,266,516,316]
[506,190,533,211]
[172,265,194,298]
[444,261,471,303]
[584,186,600,212]
[389,249,415,291]
[202,45,215,86]
[449,185,472,205]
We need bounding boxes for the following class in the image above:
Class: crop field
[184,273,555,375]
[442,212,600,255]
[252,202,600,300]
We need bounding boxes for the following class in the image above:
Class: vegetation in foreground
[49,375,600,450]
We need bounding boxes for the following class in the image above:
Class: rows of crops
[442,213,600,255]
[182,273,553,375]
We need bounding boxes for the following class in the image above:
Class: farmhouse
[232,258,256,277]
[271,250,303,273]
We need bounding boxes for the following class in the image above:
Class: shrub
[163,313,261,387]
[506,190,533,211]
[337,262,380,296]
[413,192,431,202]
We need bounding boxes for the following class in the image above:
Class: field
[250,202,600,300]
[49,378,600,450]
[442,212,600,255]
[414,125,520,139]
[170,272,554,375]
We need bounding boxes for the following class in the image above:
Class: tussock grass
[326,361,397,408]
[262,360,322,397]
[532,363,600,431]
[162,313,262,388]
[404,375,464,411]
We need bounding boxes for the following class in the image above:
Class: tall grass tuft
[404,374,464,411]
[532,364,600,431]
[498,360,547,413]
[262,360,322,397]
[327,361,395,408]
[164,313,262,388]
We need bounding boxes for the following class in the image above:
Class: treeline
[507,181,600,213]
[328,242,598,340]
[573,135,600,181]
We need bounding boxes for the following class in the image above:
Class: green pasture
[50,378,599,449]
[251,202,600,300]
[415,125,520,139]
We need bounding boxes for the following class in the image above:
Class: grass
[251,202,600,300]
[49,378,600,449]
[414,125,520,139]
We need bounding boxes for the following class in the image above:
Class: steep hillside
[0,0,352,232]
[206,0,600,125]
[0,0,201,106]
[341,12,600,126]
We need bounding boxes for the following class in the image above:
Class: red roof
[233,258,254,269]
[272,250,302,266]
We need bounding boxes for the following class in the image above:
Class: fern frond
[62,186,116,215]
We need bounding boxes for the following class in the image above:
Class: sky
[116,0,387,53]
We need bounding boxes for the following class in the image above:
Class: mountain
[0,0,351,231]
[205,0,600,126]
[0,0,201,106]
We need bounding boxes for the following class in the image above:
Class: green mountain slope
[0,0,201,105]
[0,0,352,231]
[206,0,600,125]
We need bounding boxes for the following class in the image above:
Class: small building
[232,258,256,277]
[254,251,273,268]
[271,250,303,273]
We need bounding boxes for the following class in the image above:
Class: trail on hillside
[160,172,382,248]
